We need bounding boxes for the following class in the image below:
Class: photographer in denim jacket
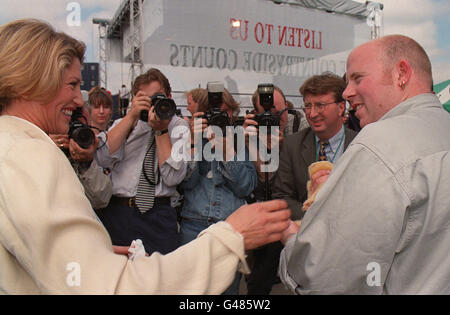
[180,87,257,295]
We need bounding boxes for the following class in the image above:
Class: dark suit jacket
[272,126,357,220]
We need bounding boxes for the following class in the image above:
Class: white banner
[109,0,371,109]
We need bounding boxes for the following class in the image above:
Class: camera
[68,107,95,149]
[140,93,177,121]
[203,81,230,131]
[233,116,245,127]
[254,83,280,128]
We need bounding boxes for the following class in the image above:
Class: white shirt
[0,115,249,294]
[96,116,189,197]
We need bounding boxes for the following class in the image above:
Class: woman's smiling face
[41,58,83,134]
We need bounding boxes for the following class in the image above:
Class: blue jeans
[180,217,242,295]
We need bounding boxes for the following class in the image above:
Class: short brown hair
[88,86,113,110]
[0,19,85,109]
[299,72,346,103]
[132,68,172,97]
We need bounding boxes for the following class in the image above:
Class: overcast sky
[354,0,450,84]
[0,0,448,87]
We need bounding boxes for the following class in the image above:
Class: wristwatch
[154,129,169,136]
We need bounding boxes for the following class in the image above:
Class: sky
[0,0,449,90]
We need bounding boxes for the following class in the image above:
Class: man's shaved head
[377,35,432,90]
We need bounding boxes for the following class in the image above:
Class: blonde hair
[222,88,240,112]
[0,19,85,109]
[185,88,208,113]
[196,88,240,114]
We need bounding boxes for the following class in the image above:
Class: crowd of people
[0,18,448,295]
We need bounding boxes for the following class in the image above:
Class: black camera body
[254,83,280,128]
[203,81,230,131]
[68,107,95,149]
[140,93,177,121]
[254,111,281,128]
[233,116,245,127]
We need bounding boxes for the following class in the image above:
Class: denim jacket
[180,147,257,221]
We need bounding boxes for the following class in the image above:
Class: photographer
[95,68,189,255]
[180,85,257,295]
[242,84,290,295]
[244,85,290,200]
[185,87,208,117]
[49,97,112,210]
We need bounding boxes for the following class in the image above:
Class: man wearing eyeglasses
[272,72,357,220]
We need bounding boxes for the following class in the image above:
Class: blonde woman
[0,19,291,294]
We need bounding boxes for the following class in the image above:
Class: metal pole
[93,18,110,89]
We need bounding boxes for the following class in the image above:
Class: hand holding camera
[129,91,152,122]
[68,107,96,149]
[68,136,99,163]
[138,92,177,123]
[189,111,208,144]
[253,84,281,128]
[203,82,230,132]
[148,105,170,132]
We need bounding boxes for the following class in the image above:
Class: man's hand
[309,169,331,196]
[128,91,152,122]
[189,112,208,144]
[69,137,98,163]
[225,199,291,250]
[148,106,171,131]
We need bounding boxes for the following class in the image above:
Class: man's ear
[338,101,346,117]
[396,59,412,88]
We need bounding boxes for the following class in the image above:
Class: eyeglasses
[301,101,336,114]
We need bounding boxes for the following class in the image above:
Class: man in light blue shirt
[313,124,345,163]
[272,73,357,220]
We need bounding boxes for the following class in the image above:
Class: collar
[379,93,440,122]
[315,125,345,155]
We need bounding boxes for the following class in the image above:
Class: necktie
[318,140,329,161]
[135,133,157,213]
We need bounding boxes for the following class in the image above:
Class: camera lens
[155,98,176,120]
[71,126,95,149]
